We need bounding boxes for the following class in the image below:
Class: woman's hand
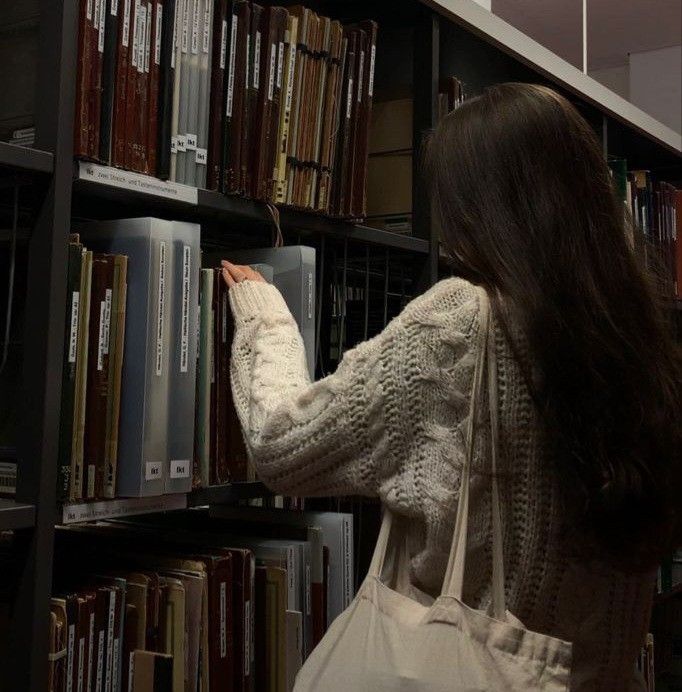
[221,260,267,288]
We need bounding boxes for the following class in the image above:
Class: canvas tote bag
[294,290,573,691]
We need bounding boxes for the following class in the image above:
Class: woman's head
[426,83,681,568]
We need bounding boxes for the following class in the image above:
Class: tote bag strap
[441,289,506,619]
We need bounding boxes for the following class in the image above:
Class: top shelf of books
[0,141,54,176]
[422,0,682,155]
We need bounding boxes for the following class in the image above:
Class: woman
[222,83,681,690]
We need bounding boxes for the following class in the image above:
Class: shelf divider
[0,498,36,530]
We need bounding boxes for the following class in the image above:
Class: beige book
[285,610,303,692]
[159,577,185,692]
[103,254,128,498]
[266,566,288,692]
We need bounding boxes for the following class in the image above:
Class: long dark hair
[426,82,681,569]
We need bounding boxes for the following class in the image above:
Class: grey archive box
[80,218,183,497]
[225,246,316,378]
[166,222,201,493]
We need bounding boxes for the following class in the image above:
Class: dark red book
[207,0,230,190]
[83,254,116,499]
[112,0,133,167]
[74,0,94,158]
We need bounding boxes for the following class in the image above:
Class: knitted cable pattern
[229,276,655,691]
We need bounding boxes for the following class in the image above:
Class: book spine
[75,0,94,158]
[112,0,132,167]
[140,0,153,172]
[99,0,120,163]
[124,0,141,169]
[70,251,94,500]
[214,268,230,484]
[207,0,229,190]
[156,0,176,178]
[57,244,84,502]
[146,0,162,175]
[83,255,115,499]
[241,3,262,195]
[265,8,287,203]
[91,0,106,158]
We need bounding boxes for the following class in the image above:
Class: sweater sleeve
[228,278,481,501]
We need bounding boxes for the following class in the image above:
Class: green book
[56,240,84,502]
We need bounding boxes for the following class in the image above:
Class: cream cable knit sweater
[229,276,654,691]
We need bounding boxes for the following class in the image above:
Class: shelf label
[170,459,190,478]
[61,493,187,524]
[77,162,198,204]
[146,460,163,480]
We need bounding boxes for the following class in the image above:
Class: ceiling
[491,0,682,70]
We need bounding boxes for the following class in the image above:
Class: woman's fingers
[220,260,266,285]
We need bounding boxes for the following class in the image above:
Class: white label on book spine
[191,0,199,54]
[95,630,104,692]
[77,636,85,692]
[226,14,238,116]
[68,292,80,363]
[219,19,227,69]
[87,613,95,692]
[131,0,140,67]
[66,624,75,692]
[98,0,106,53]
[122,0,131,47]
[94,0,101,38]
[245,33,250,86]
[186,133,197,150]
[154,4,163,64]
[276,41,284,89]
[181,0,189,53]
[285,43,296,113]
[220,582,227,658]
[97,300,107,371]
[267,42,276,100]
[137,4,147,72]
[103,288,113,355]
[112,0,118,15]
[308,272,314,320]
[112,638,120,688]
[170,459,190,478]
[105,593,115,692]
[87,0,94,21]
[253,31,261,89]
[176,134,187,151]
[346,77,353,119]
[306,563,311,615]
[180,245,191,372]
[244,600,251,675]
[343,517,353,607]
[144,1,152,72]
[145,461,162,480]
[368,44,376,97]
[127,652,134,692]
[156,240,166,376]
[357,50,365,102]
[195,148,207,164]
[202,0,210,53]
[287,546,296,605]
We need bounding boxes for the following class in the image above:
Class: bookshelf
[0,0,680,690]
[0,498,35,531]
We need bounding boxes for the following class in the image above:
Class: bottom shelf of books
[50,505,356,692]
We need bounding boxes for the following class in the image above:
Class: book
[146,0,163,175]
[131,650,173,691]
[206,0,230,191]
[241,2,263,195]
[156,0,177,179]
[194,268,214,487]
[112,0,133,167]
[57,241,84,502]
[70,249,93,500]
[83,254,116,499]
[103,254,128,498]
[169,0,185,181]
[100,0,121,163]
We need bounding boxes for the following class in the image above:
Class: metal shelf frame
[3,0,680,689]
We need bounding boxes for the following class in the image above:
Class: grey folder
[226,246,316,378]
[166,221,201,493]
[80,218,179,497]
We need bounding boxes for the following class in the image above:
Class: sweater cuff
[229,280,290,321]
